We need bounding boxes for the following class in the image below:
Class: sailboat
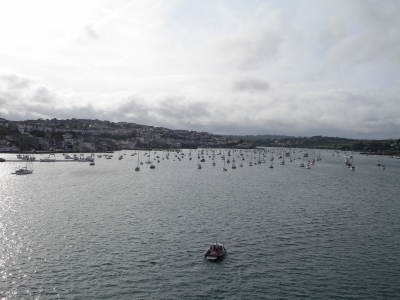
[249,151,253,166]
[197,153,202,169]
[348,152,355,170]
[222,152,227,171]
[14,160,34,175]
[90,156,95,165]
[380,156,386,169]
[145,153,152,164]
[140,152,144,165]
[135,151,140,171]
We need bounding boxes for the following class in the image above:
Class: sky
[0,0,399,139]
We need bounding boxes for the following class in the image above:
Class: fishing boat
[204,242,226,260]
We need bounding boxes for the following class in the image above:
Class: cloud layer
[0,0,399,139]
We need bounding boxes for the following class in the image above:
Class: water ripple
[0,151,399,298]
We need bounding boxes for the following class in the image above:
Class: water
[1,150,400,299]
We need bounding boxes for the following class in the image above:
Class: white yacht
[40,156,56,162]
[14,161,34,175]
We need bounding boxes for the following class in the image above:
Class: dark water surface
[1,150,400,299]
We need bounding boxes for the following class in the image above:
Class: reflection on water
[1,150,400,299]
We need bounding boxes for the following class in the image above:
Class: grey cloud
[60,105,99,120]
[32,87,55,104]
[234,78,269,92]
[74,24,100,45]
[0,74,34,90]
[320,1,400,69]
[84,24,99,40]
[107,96,212,129]
[156,97,210,120]
[1,73,399,140]
[218,31,283,70]
[118,97,150,118]
[212,7,291,71]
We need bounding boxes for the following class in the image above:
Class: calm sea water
[1,150,399,299]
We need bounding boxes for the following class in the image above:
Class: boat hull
[15,169,33,175]
[204,249,226,261]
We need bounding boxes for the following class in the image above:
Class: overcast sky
[0,0,399,139]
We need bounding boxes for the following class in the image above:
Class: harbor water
[1,150,400,299]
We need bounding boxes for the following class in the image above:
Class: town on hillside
[0,118,250,152]
[0,117,398,155]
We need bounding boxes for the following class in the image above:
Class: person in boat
[209,244,217,255]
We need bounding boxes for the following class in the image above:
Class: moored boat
[40,154,56,162]
[204,242,226,260]
[15,167,33,175]
[40,157,56,162]
[14,161,34,175]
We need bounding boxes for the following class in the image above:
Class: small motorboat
[204,242,226,260]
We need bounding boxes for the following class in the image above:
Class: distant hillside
[225,134,400,153]
[225,134,296,141]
